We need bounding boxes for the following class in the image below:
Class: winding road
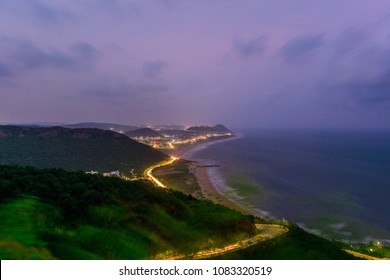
[143,156,178,188]
[144,157,290,260]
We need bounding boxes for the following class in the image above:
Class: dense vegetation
[0,126,167,175]
[0,165,255,259]
[208,225,358,260]
[337,241,390,259]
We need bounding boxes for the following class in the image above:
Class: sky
[1,0,390,129]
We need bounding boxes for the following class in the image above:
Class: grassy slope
[0,197,55,259]
[0,164,363,260]
[207,226,359,260]
[0,165,255,259]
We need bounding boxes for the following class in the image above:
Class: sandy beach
[177,135,252,215]
[190,163,250,215]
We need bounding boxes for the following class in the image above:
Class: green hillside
[207,225,358,260]
[0,126,167,175]
[0,165,255,259]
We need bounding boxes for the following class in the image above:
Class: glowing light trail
[144,156,178,188]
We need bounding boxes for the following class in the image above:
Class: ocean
[184,130,390,244]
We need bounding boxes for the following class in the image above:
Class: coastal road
[343,249,387,260]
[160,224,289,260]
[144,156,178,188]
[144,157,290,260]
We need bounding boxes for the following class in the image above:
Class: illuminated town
[113,124,234,150]
[88,124,234,181]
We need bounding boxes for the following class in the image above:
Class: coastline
[173,134,242,158]
[177,134,254,216]
[190,163,250,214]
[180,131,390,247]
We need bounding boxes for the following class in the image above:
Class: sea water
[186,130,390,244]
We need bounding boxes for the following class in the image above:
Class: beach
[176,135,252,215]
[190,162,249,214]
[182,130,390,244]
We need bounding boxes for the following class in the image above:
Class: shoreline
[172,134,243,158]
[159,133,390,250]
[190,163,251,215]
[178,135,390,248]
[177,134,253,215]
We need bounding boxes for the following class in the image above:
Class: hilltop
[186,124,234,134]
[0,126,167,175]
[63,122,138,132]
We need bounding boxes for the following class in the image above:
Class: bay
[189,130,390,244]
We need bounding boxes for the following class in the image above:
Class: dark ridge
[186,124,234,134]
[63,122,138,132]
[0,126,167,175]
[213,124,234,133]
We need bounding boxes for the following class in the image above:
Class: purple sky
[1,0,390,129]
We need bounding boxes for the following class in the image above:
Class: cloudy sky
[1,0,390,129]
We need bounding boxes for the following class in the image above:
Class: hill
[0,164,359,260]
[0,126,167,175]
[186,124,234,134]
[125,128,164,138]
[0,122,68,127]
[63,122,138,132]
[213,124,234,133]
[208,225,357,260]
[0,165,256,259]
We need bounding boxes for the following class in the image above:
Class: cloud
[318,43,390,109]
[143,60,169,78]
[0,38,100,72]
[333,28,369,55]
[0,0,75,26]
[279,34,324,62]
[0,62,12,77]
[11,41,74,69]
[71,42,101,61]
[79,78,169,105]
[327,73,390,108]
[81,0,140,18]
[233,36,267,58]
[28,0,74,25]
[160,0,183,9]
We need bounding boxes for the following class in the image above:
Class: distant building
[103,170,120,177]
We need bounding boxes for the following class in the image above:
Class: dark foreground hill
[0,165,255,259]
[208,225,357,260]
[0,165,358,260]
[0,126,167,175]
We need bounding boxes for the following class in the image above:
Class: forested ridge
[0,126,167,175]
[0,165,255,259]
